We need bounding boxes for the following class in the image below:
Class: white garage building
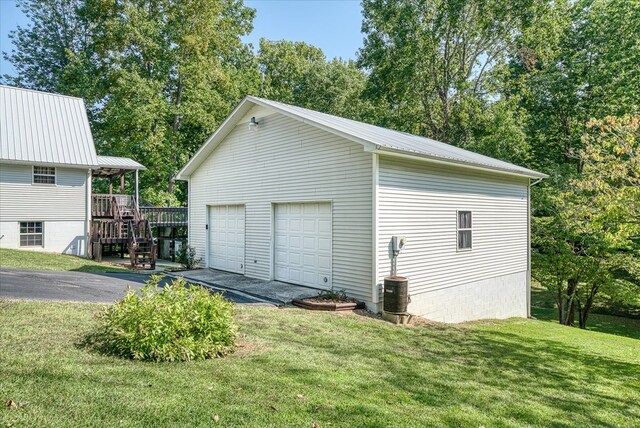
[177,97,546,322]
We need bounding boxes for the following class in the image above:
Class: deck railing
[92,194,135,218]
[90,219,129,242]
[140,207,188,226]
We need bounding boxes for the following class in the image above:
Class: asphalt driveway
[0,268,261,304]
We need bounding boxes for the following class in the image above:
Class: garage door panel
[303,219,316,232]
[318,220,331,233]
[318,238,331,251]
[274,202,332,289]
[209,205,245,274]
[289,236,301,248]
[289,252,301,265]
[318,255,331,269]
[303,236,316,250]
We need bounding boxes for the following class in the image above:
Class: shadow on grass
[244,312,640,427]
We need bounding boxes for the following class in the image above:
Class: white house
[177,96,547,323]
[0,85,145,257]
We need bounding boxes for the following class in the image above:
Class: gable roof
[0,85,98,168]
[177,96,547,180]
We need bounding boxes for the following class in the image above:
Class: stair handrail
[132,197,143,223]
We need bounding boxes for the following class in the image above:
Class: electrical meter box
[391,236,407,254]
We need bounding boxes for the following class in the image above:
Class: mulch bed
[292,297,366,312]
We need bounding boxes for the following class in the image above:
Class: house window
[20,222,44,247]
[457,211,472,250]
[33,166,56,184]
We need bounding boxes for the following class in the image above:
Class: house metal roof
[96,155,146,171]
[0,85,98,168]
[177,96,547,180]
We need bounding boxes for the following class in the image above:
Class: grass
[0,248,129,273]
[531,287,640,340]
[1,301,638,427]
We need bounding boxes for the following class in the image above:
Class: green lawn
[1,301,638,427]
[0,248,129,273]
[531,287,640,340]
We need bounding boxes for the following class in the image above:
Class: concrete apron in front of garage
[167,269,320,306]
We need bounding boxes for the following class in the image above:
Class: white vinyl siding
[0,163,88,221]
[189,110,373,301]
[377,155,529,297]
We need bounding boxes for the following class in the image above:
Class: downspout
[527,177,543,317]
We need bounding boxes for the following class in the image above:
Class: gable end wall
[188,111,374,302]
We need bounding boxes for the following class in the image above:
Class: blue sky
[0,0,365,77]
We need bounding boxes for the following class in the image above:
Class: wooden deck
[140,207,188,227]
[89,194,161,269]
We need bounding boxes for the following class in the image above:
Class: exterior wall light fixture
[249,116,259,130]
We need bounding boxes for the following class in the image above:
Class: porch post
[134,169,139,207]
[109,178,113,194]
[120,174,125,194]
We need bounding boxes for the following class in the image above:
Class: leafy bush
[89,275,236,362]
[176,244,202,269]
[317,289,348,301]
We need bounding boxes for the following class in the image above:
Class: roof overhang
[0,159,97,169]
[92,155,146,178]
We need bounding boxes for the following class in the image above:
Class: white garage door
[275,202,332,289]
[209,205,245,274]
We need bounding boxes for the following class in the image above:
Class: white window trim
[19,221,44,248]
[32,166,57,185]
[456,210,473,252]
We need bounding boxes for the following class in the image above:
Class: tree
[257,38,325,104]
[90,0,257,205]
[509,0,640,174]
[258,39,384,123]
[357,0,557,156]
[2,0,105,111]
[3,0,258,205]
[532,116,640,328]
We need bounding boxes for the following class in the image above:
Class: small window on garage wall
[33,166,56,184]
[457,211,472,251]
[20,221,44,247]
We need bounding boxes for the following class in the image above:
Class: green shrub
[176,244,202,270]
[89,275,236,362]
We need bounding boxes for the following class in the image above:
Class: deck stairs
[89,194,156,269]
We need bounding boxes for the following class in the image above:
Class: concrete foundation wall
[0,220,87,256]
[408,270,528,323]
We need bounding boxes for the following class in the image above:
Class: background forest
[2,0,638,327]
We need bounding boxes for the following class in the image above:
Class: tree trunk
[557,287,564,324]
[562,278,579,326]
[578,285,598,329]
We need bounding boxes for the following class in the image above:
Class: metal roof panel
[0,85,98,167]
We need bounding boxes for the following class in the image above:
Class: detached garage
[177,96,547,323]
